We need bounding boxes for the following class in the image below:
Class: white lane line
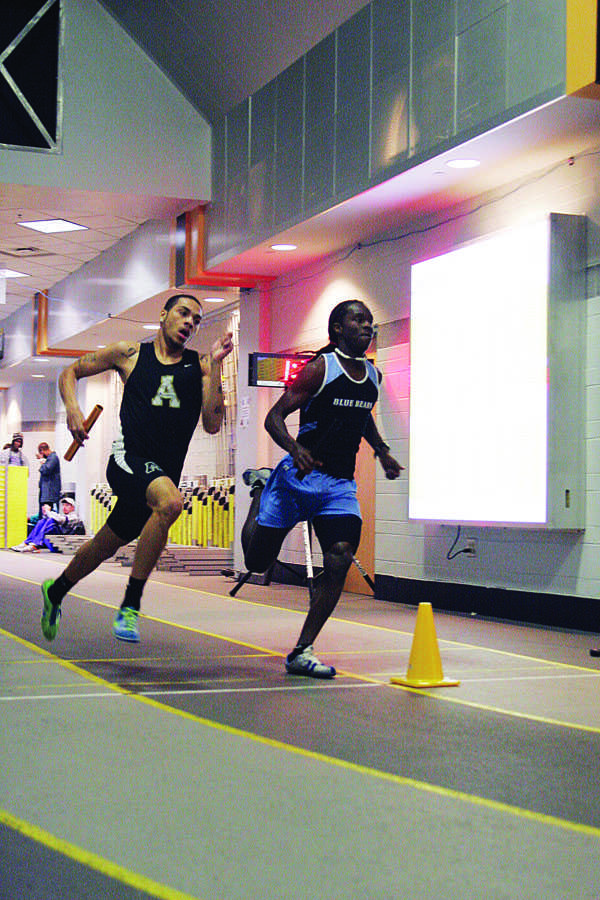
[371,670,600,683]
[140,682,383,697]
[451,672,600,684]
[0,681,384,702]
[0,690,122,702]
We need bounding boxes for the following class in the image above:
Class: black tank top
[297,352,379,480]
[116,342,202,482]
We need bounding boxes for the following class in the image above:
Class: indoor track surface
[1,549,600,899]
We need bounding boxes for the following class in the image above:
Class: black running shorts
[105,453,169,543]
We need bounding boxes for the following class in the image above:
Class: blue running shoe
[41,579,61,641]
[113,607,140,642]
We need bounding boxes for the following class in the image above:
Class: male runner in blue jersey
[41,292,233,643]
[242,299,402,678]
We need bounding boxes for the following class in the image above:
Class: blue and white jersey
[297,351,379,480]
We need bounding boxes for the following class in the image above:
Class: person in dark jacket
[37,442,61,515]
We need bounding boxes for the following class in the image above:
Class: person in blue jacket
[37,442,61,515]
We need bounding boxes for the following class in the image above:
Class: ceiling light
[203,297,225,303]
[0,268,27,278]
[270,243,297,251]
[32,357,48,362]
[97,344,106,348]
[446,158,480,169]
[18,218,88,233]
[31,374,45,378]
[143,324,158,330]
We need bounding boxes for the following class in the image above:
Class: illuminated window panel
[408,213,586,529]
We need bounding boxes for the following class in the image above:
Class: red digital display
[248,352,312,387]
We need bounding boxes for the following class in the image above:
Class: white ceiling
[0,184,198,317]
[2,0,600,389]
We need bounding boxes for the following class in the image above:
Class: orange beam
[34,292,86,358]
[183,206,273,289]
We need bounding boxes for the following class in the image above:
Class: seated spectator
[11,495,84,553]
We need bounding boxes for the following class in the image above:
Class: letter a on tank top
[151,375,181,408]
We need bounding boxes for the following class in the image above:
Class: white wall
[246,146,600,603]
[0,0,211,199]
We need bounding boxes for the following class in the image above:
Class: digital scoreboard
[248,352,313,387]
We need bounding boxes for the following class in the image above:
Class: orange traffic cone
[391,602,460,688]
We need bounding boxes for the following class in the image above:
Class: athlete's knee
[243,542,275,574]
[323,541,354,582]
[161,495,184,525]
[243,525,285,573]
[152,492,183,526]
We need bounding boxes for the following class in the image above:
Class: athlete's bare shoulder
[111,341,140,380]
[72,341,140,382]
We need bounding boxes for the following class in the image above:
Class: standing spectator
[36,442,61,515]
[0,433,28,467]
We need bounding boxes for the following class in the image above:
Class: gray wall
[207,0,565,265]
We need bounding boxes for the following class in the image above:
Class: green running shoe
[113,607,140,642]
[41,579,61,641]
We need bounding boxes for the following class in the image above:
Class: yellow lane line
[0,808,202,900]
[3,566,597,671]
[2,625,600,841]
[2,569,600,733]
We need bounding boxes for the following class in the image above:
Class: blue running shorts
[256,455,361,529]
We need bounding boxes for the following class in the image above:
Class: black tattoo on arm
[74,352,97,376]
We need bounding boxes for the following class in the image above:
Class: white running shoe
[285,645,336,678]
[242,467,272,491]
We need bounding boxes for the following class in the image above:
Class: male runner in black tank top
[40,293,233,643]
[241,300,403,678]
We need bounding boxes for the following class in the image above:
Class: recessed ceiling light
[143,324,158,330]
[203,297,225,303]
[270,243,297,251]
[18,219,88,233]
[31,374,45,378]
[446,158,480,169]
[97,344,106,348]
[0,268,27,278]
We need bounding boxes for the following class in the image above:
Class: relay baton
[64,404,103,461]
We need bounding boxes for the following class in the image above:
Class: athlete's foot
[285,645,336,679]
[41,579,61,641]
[113,607,140,642]
[242,467,272,493]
